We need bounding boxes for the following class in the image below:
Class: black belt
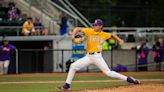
[88,52,100,55]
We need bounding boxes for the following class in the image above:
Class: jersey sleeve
[22,22,28,32]
[105,33,112,40]
[81,28,92,36]
[22,22,26,29]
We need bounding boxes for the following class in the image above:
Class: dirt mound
[78,84,164,92]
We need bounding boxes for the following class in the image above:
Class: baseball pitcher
[57,19,140,91]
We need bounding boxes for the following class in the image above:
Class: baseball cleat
[56,83,70,91]
[56,86,70,91]
[127,77,140,84]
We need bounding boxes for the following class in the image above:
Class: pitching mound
[78,84,164,92]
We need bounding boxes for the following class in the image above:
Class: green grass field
[0,72,164,92]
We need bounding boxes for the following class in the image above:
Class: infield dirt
[78,84,164,92]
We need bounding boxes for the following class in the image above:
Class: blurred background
[0,0,164,74]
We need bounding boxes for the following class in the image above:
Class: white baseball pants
[66,53,127,84]
[0,60,10,74]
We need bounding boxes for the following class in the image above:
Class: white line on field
[0,79,164,84]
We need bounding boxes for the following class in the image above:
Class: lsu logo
[89,36,103,43]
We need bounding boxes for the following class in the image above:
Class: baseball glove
[72,35,84,44]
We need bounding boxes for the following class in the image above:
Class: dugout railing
[1,26,164,37]
[7,49,164,74]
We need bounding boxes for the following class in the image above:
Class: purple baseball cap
[36,16,40,20]
[93,19,103,26]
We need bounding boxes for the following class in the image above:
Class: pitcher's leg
[93,55,139,84]
[57,56,93,90]
[65,55,92,84]
[94,57,127,80]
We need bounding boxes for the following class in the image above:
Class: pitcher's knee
[70,63,79,71]
[103,70,116,77]
[103,69,111,75]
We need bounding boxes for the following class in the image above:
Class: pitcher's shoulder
[102,31,111,35]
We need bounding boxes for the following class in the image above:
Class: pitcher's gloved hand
[72,35,84,44]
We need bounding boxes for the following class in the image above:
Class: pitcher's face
[93,24,103,32]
